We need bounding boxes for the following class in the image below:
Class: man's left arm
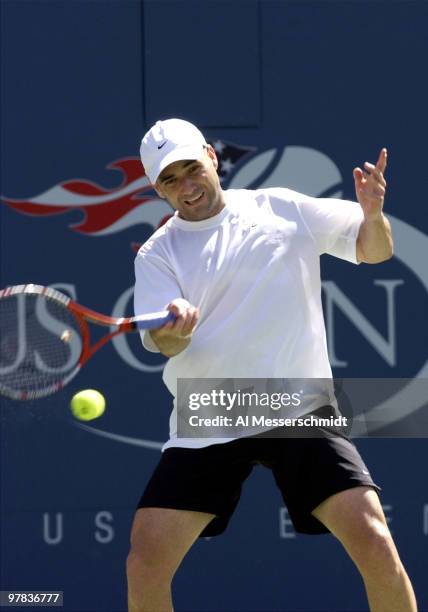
[354,148,393,263]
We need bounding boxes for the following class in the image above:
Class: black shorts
[137,422,380,537]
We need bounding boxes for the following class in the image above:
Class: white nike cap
[140,118,208,184]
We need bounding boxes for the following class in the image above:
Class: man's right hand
[149,298,199,357]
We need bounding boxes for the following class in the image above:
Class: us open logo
[2,142,428,448]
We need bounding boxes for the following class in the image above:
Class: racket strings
[0,294,82,397]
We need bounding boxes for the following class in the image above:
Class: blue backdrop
[1,1,427,611]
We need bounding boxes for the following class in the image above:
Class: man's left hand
[353,148,387,220]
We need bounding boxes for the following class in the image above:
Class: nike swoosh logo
[158,141,167,149]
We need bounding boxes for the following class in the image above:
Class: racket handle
[135,310,175,330]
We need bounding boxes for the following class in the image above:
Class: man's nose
[180,176,197,196]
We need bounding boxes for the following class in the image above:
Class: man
[128,118,417,612]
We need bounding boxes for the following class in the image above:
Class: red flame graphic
[1,158,172,236]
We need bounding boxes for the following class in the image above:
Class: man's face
[154,145,225,221]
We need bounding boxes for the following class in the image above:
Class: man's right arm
[149,298,199,357]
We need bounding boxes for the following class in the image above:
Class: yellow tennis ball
[70,389,105,421]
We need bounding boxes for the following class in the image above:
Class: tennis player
[129,118,417,612]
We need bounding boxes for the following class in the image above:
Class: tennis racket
[0,284,174,400]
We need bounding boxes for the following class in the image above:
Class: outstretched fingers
[354,148,388,199]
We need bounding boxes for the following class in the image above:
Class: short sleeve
[278,188,364,263]
[134,248,182,352]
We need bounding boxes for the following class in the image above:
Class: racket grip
[136,310,176,330]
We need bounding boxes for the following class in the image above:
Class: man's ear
[153,183,165,199]
[206,145,219,170]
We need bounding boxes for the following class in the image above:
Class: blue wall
[1,1,427,610]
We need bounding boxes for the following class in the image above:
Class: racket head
[0,285,85,399]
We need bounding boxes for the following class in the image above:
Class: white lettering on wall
[43,513,63,545]
[94,511,114,543]
[323,280,404,367]
[279,507,296,539]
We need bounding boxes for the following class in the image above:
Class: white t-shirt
[134,188,364,450]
